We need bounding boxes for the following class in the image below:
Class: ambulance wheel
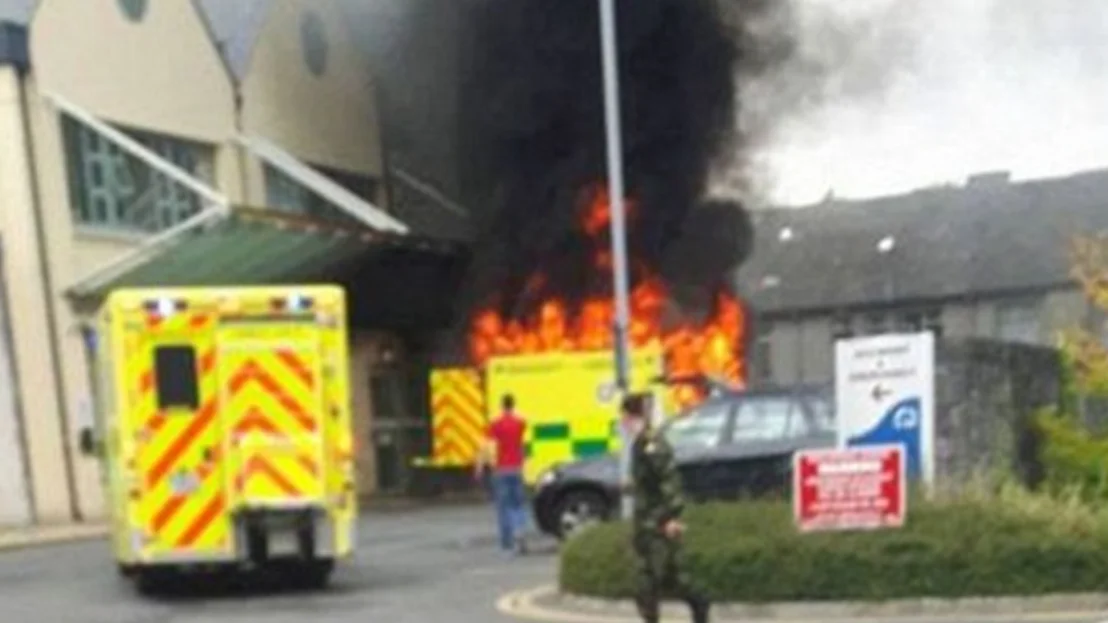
[116,563,137,579]
[134,567,175,595]
[301,559,334,590]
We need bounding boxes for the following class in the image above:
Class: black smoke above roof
[455,0,773,319]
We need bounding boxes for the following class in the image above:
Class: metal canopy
[66,208,443,301]
[237,135,408,234]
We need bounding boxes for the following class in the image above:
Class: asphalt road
[4,505,1108,623]
[0,504,554,623]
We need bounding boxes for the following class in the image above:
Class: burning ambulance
[423,189,748,483]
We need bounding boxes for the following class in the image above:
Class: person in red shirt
[477,393,528,554]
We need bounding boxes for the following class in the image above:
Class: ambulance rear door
[218,315,327,509]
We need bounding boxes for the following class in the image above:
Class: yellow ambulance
[427,347,667,484]
[78,285,356,591]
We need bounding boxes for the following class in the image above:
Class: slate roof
[738,169,1108,314]
[194,0,272,83]
[0,0,272,80]
[0,0,32,25]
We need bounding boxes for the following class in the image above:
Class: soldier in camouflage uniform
[621,393,711,623]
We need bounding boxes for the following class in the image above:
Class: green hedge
[1036,407,1108,499]
[560,490,1108,602]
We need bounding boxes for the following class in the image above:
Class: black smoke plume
[456,0,774,323]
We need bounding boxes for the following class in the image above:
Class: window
[317,165,380,206]
[118,0,147,21]
[831,314,853,340]
[859,311,889,336]
[662,402,731,450]
[731,397,799,443]
[997,298,1042,344]
[263,164,373,225]
[62,117,215,233]
[921,308,943,336]
[153,346,199,410]
[855,308,942,337]
[895,310,922,332]
[804,395,836,435]
[370,371,406,421]
[894,307,942,336]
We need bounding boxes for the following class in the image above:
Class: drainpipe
[16,75,81,522]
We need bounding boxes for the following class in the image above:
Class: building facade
[740,170,1108,389]
[0,0,463,526]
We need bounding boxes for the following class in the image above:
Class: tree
[1064,233,1108,398]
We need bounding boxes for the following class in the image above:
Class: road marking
[496,585,1108,623]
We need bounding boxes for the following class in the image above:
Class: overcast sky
[747,0,1108,206]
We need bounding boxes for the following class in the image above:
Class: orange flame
[469,185,746,409]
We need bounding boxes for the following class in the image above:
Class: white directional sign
[835,332,935,485]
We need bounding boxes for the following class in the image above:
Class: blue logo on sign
[847,397,922,480]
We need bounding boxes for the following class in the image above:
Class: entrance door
[370,369,430,495]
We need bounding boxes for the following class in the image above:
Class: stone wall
[933,338,1062,489]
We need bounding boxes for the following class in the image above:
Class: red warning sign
[793,444,906,533]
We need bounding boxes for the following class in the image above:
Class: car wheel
[554,489,610,540]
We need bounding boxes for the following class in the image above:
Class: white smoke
[728,0,1108,206]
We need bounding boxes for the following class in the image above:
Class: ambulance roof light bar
[270,294,315,313]
[142,297,188,317]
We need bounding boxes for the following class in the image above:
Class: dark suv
[530,385,835,539]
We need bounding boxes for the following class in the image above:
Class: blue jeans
[492,471,528,551]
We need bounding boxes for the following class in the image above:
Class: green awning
[67,207,455,302]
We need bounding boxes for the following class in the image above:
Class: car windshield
[806,394,836,435]
[660,401,730,450]
[732,396,798,443]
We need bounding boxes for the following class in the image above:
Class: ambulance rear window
[154,346,199,410]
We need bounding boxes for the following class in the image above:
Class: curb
[497,585,1108,623]
[0,524,108,552]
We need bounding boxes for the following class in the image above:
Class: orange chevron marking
[275,349,314,388]
[434,439,469,464]
[433,420,482,448]
[229,361,316,433]
[234,408,282,437]
[296,454,318,477]
[238,456,300,498]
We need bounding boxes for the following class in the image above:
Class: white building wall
[0,246,32,526]
[0,66,69,523]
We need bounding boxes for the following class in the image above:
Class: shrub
[1034,407,1108,500]
[559,493,1108,602]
